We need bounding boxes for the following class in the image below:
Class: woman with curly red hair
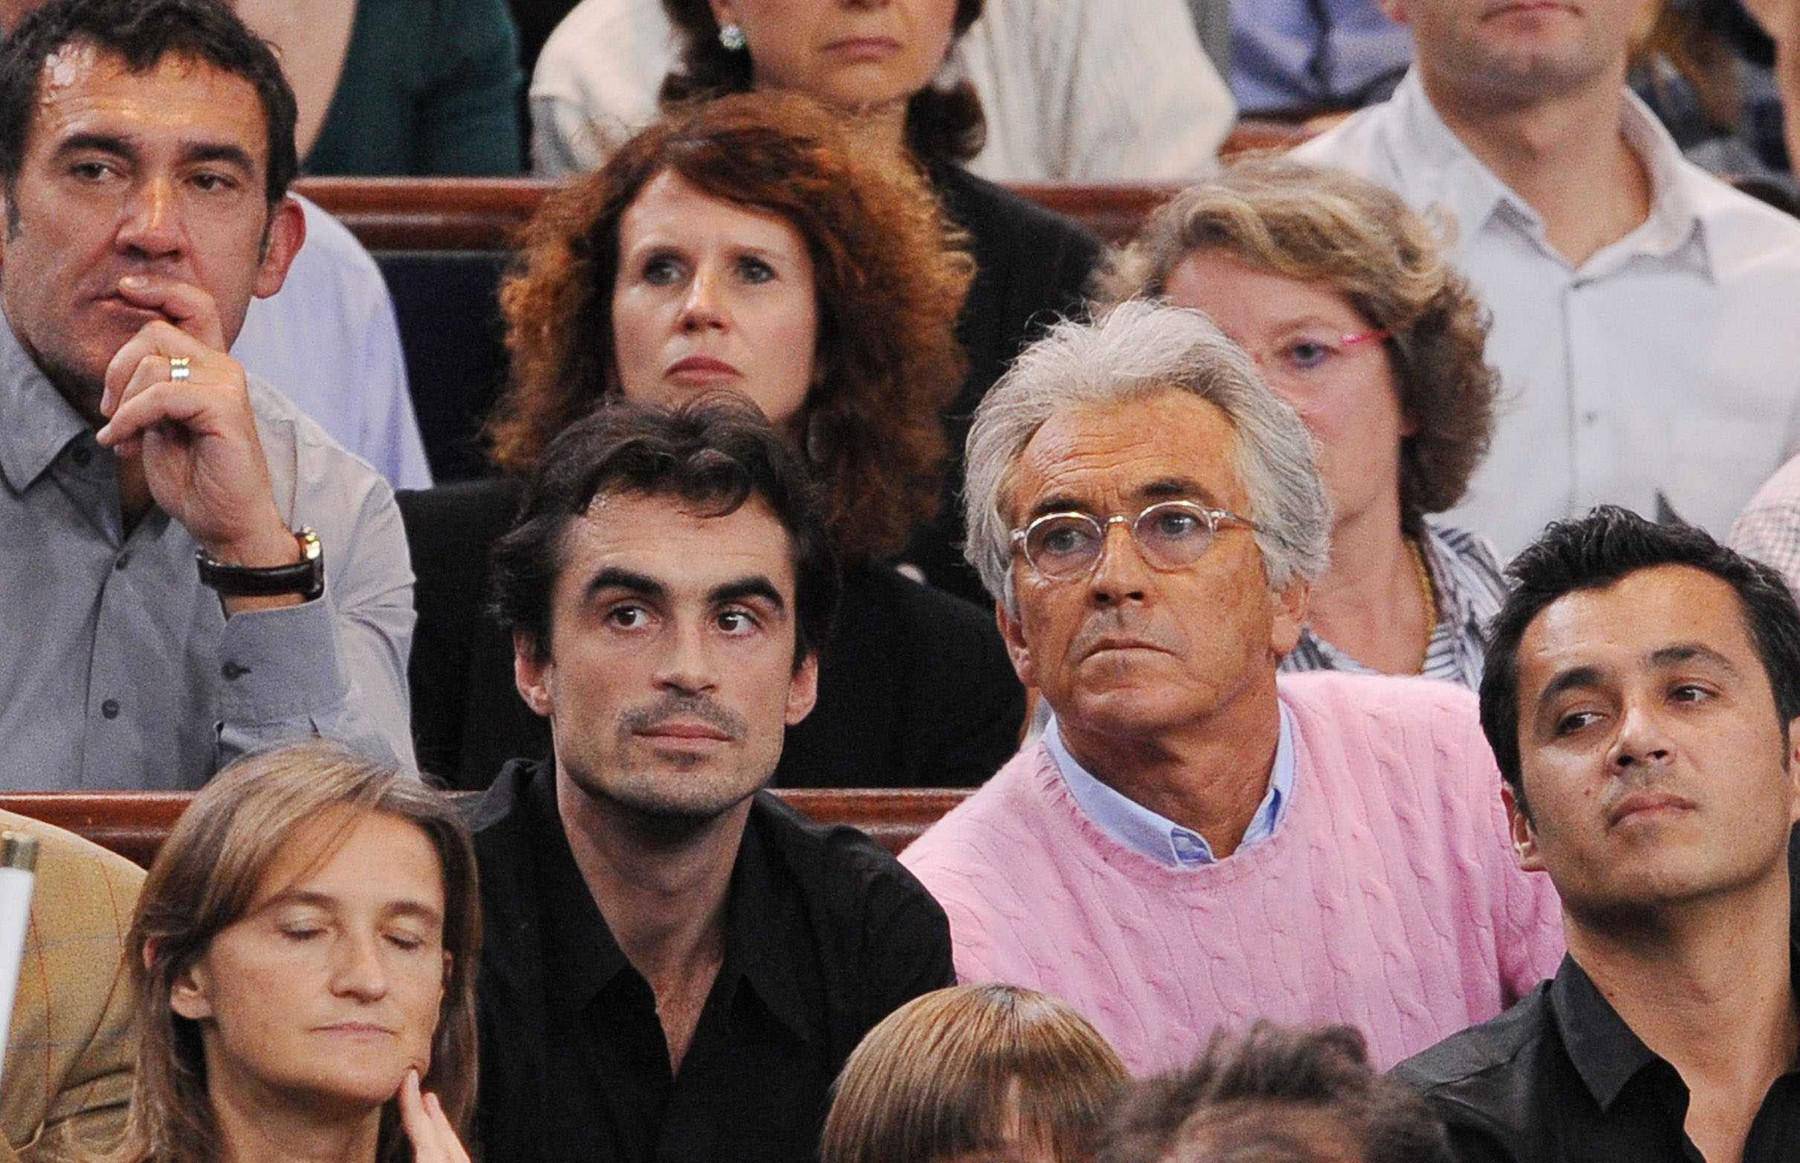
[403,91,1024,790]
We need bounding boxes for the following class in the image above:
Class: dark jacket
[399,477,1024,790]
[905,163,1104,605]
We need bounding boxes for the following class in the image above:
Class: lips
[315,1022,397,1037]
[1606,791,1697,828]
[636,720,733,743]
[824,36,901,60]
[1081,637,1170,661]
[665,355,741,383]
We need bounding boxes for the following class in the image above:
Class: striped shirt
[1280,521,1507,691]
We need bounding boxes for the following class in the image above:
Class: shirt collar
[1550,942,1800,1110]
[528,770,630,1010]
[718,801,815,1045]
[0,309,91,494]
[1046,701,1296,868]
[530,776,814,1044]
[1388,69,1711,280]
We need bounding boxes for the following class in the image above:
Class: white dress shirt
[1299,71,1800,557]
[528,0,1234,183]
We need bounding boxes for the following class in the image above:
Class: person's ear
[1501,782,1544,873]
[1380,0,1409,23]
[514,631,555,719]
[1784,715,1800,825]
[169,956,215,1021]
[785,649,819,726]
[1269,578,1309,659]
[252,195,306,300]
[707,0,738,29]
[996,602,1035,689]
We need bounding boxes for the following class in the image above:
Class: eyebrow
[1534,642,1745,711]
[262,889,444,927]
[53,131,255,171]
[583,567,787,613]
[1025,476,1222,522]
[710,575,787,613]
[584,566,664,604]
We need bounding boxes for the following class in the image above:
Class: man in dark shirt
[1394,507,1800,1162]
[468,396,954,1162]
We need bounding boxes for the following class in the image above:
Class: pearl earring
[718,22,747,51]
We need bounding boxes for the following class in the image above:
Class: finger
[398,1069,439,1153]
[113,275,226,351]
[96,380,216,448]
[425,1092,471,1163]
[101,321,207,417]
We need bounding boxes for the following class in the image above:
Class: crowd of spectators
[10,0,1800,1162]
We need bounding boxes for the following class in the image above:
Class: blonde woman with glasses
[1108,157,1504,688]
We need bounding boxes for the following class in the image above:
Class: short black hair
[1097,1023,1453,1163]
[490,393,840,670]
[0,0,298,204]
[1480,506,1800,815]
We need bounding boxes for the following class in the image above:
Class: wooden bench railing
[0,788,970,870]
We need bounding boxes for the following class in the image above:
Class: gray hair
[962,300,1331,615]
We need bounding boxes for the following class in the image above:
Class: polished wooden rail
[0,787,971,869]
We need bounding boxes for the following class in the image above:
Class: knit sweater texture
[901,671,1565,1074]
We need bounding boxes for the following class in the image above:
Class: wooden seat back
[0,788,969,870]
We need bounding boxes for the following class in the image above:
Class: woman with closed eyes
[106,742,480,1163]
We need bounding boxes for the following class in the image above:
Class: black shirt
[1393,950,1800,1162]
[470,759,955,1163]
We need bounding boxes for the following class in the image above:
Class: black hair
[1097,1023,1453,1163]
[1480,505,1800,816]
[0,0,298,204]
[490,393,840,670]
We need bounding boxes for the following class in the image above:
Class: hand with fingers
[399,1069,472,1163]
[91,275,299,573]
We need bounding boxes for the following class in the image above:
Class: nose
[115,177,183,262]
[1608,699,1674,772]
[653,616,720,696]
[1086,519,1151,607]
[676,266,728,334]
[329,929,391,1003]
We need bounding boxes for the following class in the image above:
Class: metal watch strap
[195,528,324,600]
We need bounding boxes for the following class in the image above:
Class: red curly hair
[491,91,973,564]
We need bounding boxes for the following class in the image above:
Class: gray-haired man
[901,301,1562,1076]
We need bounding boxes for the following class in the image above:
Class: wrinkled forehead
[1003,389,1248,523]
[27,42,271,177]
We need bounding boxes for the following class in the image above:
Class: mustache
[1069,611,1184,658]
[619,694,747,740]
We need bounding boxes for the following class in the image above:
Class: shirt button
[221,662,248,680]
[100,698,120,719]
[1583,411,1599,425]
[70,445,92,467]
[114,552,131,570]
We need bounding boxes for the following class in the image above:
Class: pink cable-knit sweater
[901,671,1565,1075]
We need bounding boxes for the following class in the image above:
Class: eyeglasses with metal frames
[1009,500,1259,581]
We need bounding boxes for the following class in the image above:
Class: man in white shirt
[1299,0,1800,557]
[529,0,1234,183]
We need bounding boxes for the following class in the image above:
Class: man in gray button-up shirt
[0,0,414,789]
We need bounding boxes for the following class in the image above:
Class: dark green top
[305,0,524,176]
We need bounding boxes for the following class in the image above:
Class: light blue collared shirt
[1045,703,1296,867]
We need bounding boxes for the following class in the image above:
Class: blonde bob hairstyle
[112,742,481,1163]
[821,984,1128,1163]
[1104,155,1498,530]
